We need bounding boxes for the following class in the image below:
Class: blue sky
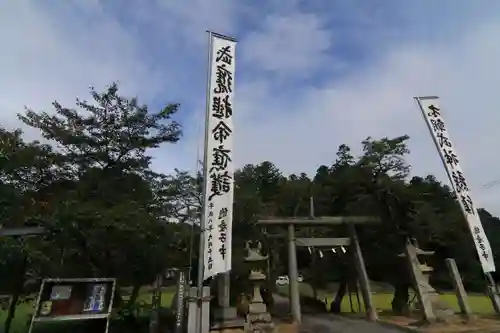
[2,1,500,213]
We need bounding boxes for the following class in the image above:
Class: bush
[109,301,151,333]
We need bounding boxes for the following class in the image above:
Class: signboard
[28,278,116,333]
[415,96,495,273]
[202,32,237,280]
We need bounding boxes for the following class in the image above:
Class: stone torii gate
[257,203,380,324]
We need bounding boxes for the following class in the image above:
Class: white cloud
[232,18,500,214]
[2,1,500,216]
[0,1,160,139]
[154,0,238,46]
[242,13,333,74]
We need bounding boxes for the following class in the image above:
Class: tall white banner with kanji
[202,33,236,280]
[416,96,495,273]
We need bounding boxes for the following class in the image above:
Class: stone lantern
[244,241,275,333]
[398,238,454,319]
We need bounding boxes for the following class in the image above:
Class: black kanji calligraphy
[216,45,233,65]
[219,232,227,243]
[208,255,213,270]
[430,118,446,133]
[443,149,459,167]
[219,208,228,219]
[479,243,486,250]
[476,234,483,244]
[482,251,489,260]
[212,95,232,119]
[209,171,232,200]
[209,211,214,217]
[211,145,232,172]
[427,104,440,117]
[460,194,474,215]
[212,121,232,144]
[452,170,469,193]
[436,132,452,148]
[214,64,233,94]
[209,202,214,209]
[473,226,481,234]
[218,220,227,232]
[219,244,227,259]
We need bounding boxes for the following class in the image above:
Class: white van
[275,276,289,286]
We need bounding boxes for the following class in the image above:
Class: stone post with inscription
[173,269,187,333]
[150,273,163,333]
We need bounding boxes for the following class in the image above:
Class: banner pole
[195,30,214,333]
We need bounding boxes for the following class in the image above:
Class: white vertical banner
[202,33,237,280]
[415,96,495,273]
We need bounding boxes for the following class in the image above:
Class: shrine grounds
[0,283,497,333]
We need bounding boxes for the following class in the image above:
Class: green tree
[0,128,59,333]
[17,83,185,304]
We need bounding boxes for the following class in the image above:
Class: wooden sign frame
[28,277,116,333]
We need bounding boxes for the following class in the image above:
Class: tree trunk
[113,288,124,308]
[391,283,409,315]
[126,284,142,307]
[347,279,359,313]
[311,253,318,300]
[330,277,347,313]
[4,257,27,333]
[269,238,280,292]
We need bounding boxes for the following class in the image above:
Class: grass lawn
[0,287,177,333]
[123,286,176,308]
[277,283,496,315]
[0,302,33,333]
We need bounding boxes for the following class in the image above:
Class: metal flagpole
[195,30,214,333]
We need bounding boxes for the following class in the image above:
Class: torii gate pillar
[287,223,301,324]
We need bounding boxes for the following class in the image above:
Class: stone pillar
[201,286,211,333]
[187,287,198,333]
[212,272,243,330]
[186,286,210,333]
[445,258,472,318]
[217,273,230,307]
[349,223,377,321]
[287,223,301,324]
[485,272,500,314]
